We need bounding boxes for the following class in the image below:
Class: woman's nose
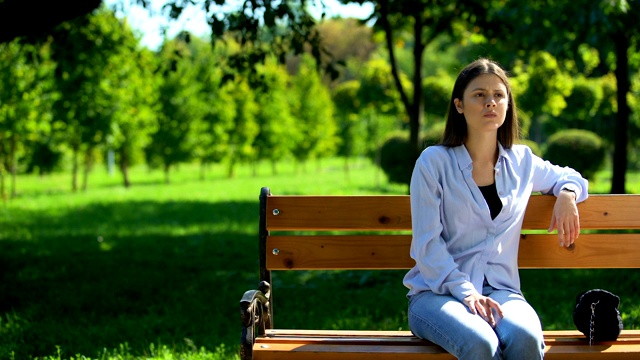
[486,98,497,107]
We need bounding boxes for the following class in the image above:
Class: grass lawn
[0,157,639,359]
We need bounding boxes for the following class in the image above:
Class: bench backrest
[259,187,640,276]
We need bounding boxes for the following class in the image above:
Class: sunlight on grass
[0,157,406,360]
[1,157,639,360]
[37,342,239,360]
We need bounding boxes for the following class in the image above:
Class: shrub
[422,122,445,149]
[379,132,416,186]
[517,139,542,157]
[543,129,605,180]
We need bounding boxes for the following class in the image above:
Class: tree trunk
[380,2,412,126]
[410,12,426,158]
[344,156,350,182]
[375,143,382,190]
[120,148,131,188]
[9,132,17,198]
[228,157,236,178]
[82,148,93,191]
[200,161,206,181]
[0,132,6,202]
[380,1,426,183]
[71,146,78,192]
[611,31,630,194]
[164,163,171,184]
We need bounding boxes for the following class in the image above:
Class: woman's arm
[522,146,588,247]
[409,153,477,302]
[549,189,580,247]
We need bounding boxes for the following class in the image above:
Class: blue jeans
[408,287,545,359]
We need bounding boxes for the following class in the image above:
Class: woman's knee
[498,323,544,359]
[457,331,500,360]
[408,293,500,359]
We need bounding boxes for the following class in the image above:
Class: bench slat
[267,235,411,270]
[524,194,640,230]
[266,194,640,231]
[254,343,455,360]
[263,329,640,341]
[267,195,411,231]
[266,234,640,270]
[519,233,640,268]
[253,330,640,360]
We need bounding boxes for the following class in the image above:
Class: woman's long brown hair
[440,58,520,148]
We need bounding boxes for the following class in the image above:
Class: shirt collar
[497,143,511,167]
[454,142,510,171]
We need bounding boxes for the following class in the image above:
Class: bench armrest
[240,281,271,360]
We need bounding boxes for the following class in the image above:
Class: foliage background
[1,1,640,359]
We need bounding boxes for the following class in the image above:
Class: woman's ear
[454,98,463,114]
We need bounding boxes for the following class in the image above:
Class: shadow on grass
[0,200,260,359]
[3,199,640,359]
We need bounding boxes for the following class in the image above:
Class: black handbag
[573,289,623,344]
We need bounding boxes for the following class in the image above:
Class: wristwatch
[561,187,576,198]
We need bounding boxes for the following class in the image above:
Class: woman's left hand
[548,190,580,247]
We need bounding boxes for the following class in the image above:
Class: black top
[478,183,503,220]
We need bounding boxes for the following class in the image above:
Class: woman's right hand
[463,293,504,327]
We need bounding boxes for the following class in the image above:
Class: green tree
[156,0,334,78]
[511,51,573,142]
[226,78,259,178]
[148,0,491,171]
[358,59,404,119]
[342,0,493,167]
[109,46,159,188]
[490,0,640,193]
[629,59,640,169]
[145,33,206,183]
[290,54,338,168]
[421,70,453,126]
[357,58,404,166]
[253,59,299,175]
[312,17,377,85]
[333,79,367,174]
[546,73,618,148]
[191,38,236,179]
[0,39,55,199]
[50,6,133,191]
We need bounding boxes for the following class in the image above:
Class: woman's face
[454,74,508,136]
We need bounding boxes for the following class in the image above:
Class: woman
[403,58,588,359]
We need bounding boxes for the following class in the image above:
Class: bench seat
[253,330,640,359]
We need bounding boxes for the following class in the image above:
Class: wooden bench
[240,186,640,359]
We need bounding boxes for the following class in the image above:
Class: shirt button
[499,191,504,196]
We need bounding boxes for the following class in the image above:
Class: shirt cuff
[452,281,478,302]
[557,184,580,200]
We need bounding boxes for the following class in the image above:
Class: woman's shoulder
[510,143,532,152]
[502,144,546,169]
[416,145,460,172]
[419,145,454,162]
[506,143,537,159]
[422,144,455,155]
